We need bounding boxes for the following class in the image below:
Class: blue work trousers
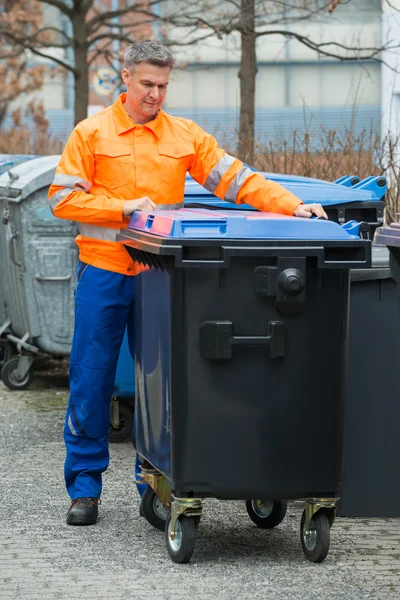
[64,262,145,499]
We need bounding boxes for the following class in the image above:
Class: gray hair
[124,40,175,72]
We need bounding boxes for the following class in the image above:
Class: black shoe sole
[66,514,98,526]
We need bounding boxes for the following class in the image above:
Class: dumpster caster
[300,500,336,563]
[1,357,33,391]
[0,341,12,369]
[108,398,134,443]
[246,499,287,529]
[140,487,169,531]
[165,513,196,564]
[165,497,202,563]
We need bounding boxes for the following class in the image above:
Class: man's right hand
[123,196,157,216]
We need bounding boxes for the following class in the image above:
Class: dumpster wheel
[300,508,330,563]
[0,342,12,369]
[246,499,287,529]
[140,487,169,531]
[1,358,33,391]
[108,401,134,443]
[165,513,196,564]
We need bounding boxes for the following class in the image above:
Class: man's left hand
[293,203,328,220]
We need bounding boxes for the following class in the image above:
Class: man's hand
[123,196,157,216]
[293,203,328,220]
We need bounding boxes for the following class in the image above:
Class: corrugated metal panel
[166,106,381,146]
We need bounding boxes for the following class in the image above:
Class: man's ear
[122,68,130,86]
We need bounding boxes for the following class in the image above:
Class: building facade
[2,0,385,146]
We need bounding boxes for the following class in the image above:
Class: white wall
[165,62,381,110]
[381,0,400,139]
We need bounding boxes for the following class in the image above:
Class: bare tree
[163,0,395,162]
[0,0,46,129]
[0,0,161,125]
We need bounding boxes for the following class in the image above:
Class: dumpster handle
[34,275,72,282]
[200,320,286,360]
[8,231,22,267]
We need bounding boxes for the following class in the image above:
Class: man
[49,40,327,526]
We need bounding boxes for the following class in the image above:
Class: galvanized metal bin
[0,155,78,387]
[0,155,41,367]
[0,155,135,442]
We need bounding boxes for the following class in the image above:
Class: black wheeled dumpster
[338,243,400,517]
[118,208,371,564]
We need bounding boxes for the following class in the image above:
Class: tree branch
[88,29,152,47]
[254,28,400,72]
[2,29,71,50]
[87,3,158,33]
[26,45,77,74]
[36,26,74,43]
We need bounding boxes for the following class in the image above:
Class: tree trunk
[238,0,257,164]
[72,12,89,126]
[0,105,8,131]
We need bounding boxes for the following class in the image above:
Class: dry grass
[2,107,400,223]
[0,100,63,155]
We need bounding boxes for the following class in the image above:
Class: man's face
[122,62,170,122]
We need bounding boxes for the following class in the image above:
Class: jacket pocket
[157,142,195,193]
[94,141,132,189]
[157,142,195,159]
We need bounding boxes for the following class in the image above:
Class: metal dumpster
[0,155,77,389]
[119,208,371,564]
[0,155,45,370]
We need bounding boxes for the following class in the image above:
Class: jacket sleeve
[48,125,127,225]
[188,121,302,215]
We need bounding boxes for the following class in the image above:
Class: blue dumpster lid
[184,172,386,209]
[0,155,61,200]
[128,208,360,241]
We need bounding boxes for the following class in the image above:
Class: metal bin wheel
[1,358,33,391]
[300,508,331,563]
[246,499,287,529]
[165,513,196,564]
[140,487,169,531]
[108,400,134,443]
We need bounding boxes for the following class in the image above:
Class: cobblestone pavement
[0,371,399,600]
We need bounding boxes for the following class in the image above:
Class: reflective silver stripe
[68,415,78,437]
[203,154,237,193]
[78,223,120,242]
[224,167,253,203]
[157,202,183,210]
[53,173,92,192]
[49,187,71,211]
[49,175,92,213]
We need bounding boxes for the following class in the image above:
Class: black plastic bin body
[339,244,400,517]
[120,209,370,501]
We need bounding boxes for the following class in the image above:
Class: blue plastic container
[183,172,386,237]
[114,330,135,398]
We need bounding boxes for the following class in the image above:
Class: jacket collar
[112,93,163,139]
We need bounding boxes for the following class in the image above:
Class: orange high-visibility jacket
[49,93,302,275]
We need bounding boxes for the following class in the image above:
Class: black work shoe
[66,497,100,526]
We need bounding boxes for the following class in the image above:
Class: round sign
[92,67,117,97]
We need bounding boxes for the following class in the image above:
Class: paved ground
[0,362,399,600]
